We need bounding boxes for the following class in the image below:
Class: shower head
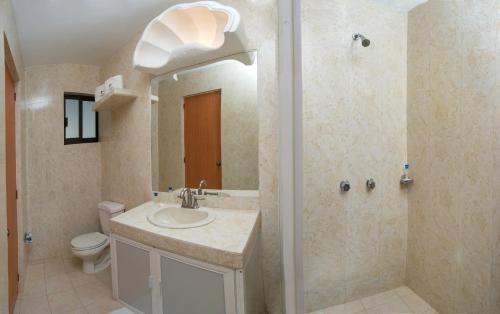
[352,33,370,47]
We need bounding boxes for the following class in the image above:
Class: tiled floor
[308,286,439,314]
[14,257,123,314]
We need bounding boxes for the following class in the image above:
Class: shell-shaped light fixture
[134,1,240,73]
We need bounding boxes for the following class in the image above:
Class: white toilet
[70,201,125,274]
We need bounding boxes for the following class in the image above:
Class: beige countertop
[110,201,260,269]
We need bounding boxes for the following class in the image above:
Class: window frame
[64,93,99,145]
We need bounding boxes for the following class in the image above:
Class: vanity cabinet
[159,252,235,314]
[111,235,261,314]
[113,240,154,314]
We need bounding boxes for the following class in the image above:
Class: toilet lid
[71,232,108,251]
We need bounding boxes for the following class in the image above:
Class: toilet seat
[71,232,108,251]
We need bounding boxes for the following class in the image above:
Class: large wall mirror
[151,53,258,194]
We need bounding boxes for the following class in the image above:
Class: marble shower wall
[0,0,25,311]
[99,1,281,312]
[155,61,258,191]
[24,64,102,261]
[407,1,500,313]
[302,0,408,312]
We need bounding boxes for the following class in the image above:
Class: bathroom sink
[147,206,215,229]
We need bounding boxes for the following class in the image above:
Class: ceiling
[12,0,428,67]
[12,0,184,66]
[372,0,428,12]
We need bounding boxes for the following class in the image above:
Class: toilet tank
[98,201,125,235]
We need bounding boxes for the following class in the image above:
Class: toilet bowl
[70,201,125,274]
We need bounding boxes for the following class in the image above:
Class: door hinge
[7,228,9,237]
[14,93,16,101]
[183,103,185,109]
[183,157,186,163]
[16,189,18,199]
[17,274,19,282]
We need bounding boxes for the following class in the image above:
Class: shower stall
[281,1,500,313]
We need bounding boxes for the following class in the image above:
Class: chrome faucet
[178,187,200,209]
[198,179,208,195]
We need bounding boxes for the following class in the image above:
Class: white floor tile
[19,295,51,314]
[48,290,84,314]
[75,282,113,306]
[85,298,123,314]
[364,299,412,314]
[20,279,46,299]
[324,300,364,314]
[361,290,399,309]
[392,286,414,298]
[311,286,438,314]
[21,257,117,314]
[45,273,72,295]
[401,293,437,314]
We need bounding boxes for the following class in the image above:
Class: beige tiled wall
[24,64,102,261]
[407,1,500,313]
[155,61,258,191]
[99,38,153,210]
[99,1,281,312]
[301,0,408,312]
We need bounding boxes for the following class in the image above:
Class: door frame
[3,33,20,314]
[278,0,304,313]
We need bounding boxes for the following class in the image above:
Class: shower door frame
[278,0,304,313]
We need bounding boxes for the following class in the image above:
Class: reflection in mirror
[151,56,258,193]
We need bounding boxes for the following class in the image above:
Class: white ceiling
[13,0,428,67]
[372,0,428,12]
[12,0,186,66]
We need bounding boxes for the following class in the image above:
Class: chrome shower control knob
[340,180,351,192]
[366,178,376,190]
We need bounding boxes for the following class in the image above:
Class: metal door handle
[216,161,222,167]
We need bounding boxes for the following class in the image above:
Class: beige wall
[24,64,102,261]
[407,1,500,313]
[155,61,258,191]
[302,0,408,311]
[99,1,281,312]
[0,0,25,312]
[99,38,153,211]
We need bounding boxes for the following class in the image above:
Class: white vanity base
[110,234,264,314]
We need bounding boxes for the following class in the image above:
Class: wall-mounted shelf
[93,88,138,112]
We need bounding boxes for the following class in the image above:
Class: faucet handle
[366,178,376,190]
[192,195,203,209]
[178,188,190,207]
[178,188,187,198]
[340,180,351,192]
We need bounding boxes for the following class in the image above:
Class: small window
[64,93,98,145]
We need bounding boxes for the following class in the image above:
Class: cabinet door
[159,253,236,314]
[114,238,154,314]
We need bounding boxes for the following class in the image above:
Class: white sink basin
[147,206,215,229]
